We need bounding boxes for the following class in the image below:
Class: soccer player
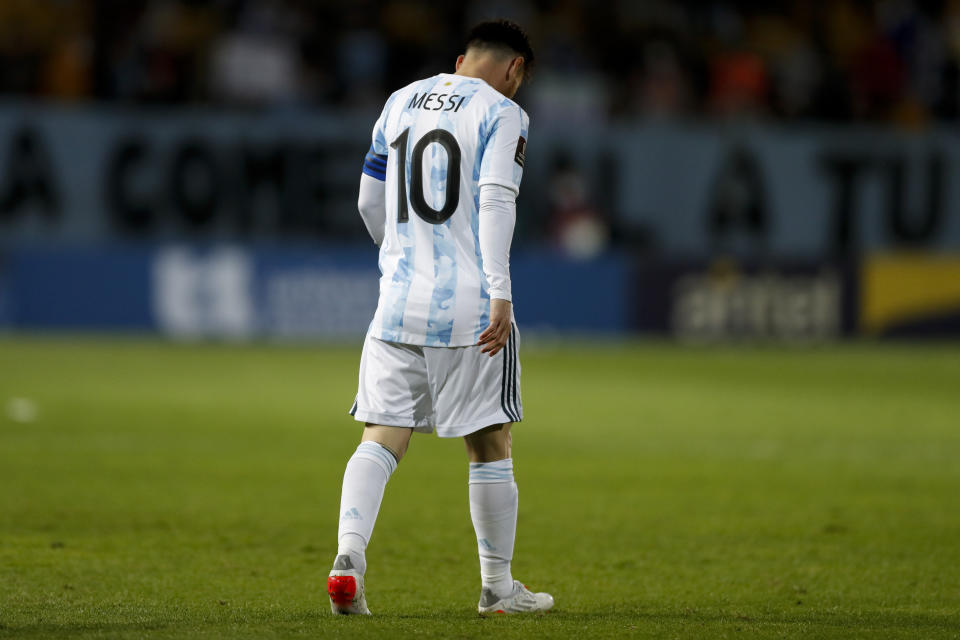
[326,20,554,616]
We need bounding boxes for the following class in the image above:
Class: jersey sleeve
[478,103,529,196]
[362,92,396,181]
[362,144,387,181]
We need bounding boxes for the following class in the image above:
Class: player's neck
[454,59,509,98]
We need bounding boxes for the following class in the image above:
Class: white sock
[336,441,397,576]
[468,458,517,598]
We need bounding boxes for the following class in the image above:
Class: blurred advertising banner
[151,246,382,339]
[3,104,960,257]
[3,245,378,339]
[4,244,959,339]
[537,125,960,258]
[0,104,371,244]
[632,259,858,342]
[860,254,960,337]
[0,246,630,338]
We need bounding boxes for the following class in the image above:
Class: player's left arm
[476,183,516,356]
[476,104,529,356]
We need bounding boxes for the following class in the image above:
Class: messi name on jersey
[407,92,468,112]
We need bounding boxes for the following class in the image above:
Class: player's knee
[362,424,412,462]
[380,440,407,462]
[464,423,512,462]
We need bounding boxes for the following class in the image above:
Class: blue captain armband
[362,145,388,181]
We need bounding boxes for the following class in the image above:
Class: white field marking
[6,397,38,424]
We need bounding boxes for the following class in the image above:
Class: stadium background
[2,2,960,639]
[2,0,959,339]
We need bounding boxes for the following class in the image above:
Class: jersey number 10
[390,127,461,225]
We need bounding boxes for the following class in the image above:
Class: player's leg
[336,424,413,576]
[464,422,512,462]
[329,424,411,614]
[426,326,552,613]
[330,336,430,615]
[362,423,414,461]
[465,423,552,613]
[464,423,517,596]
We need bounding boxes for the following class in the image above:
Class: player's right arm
[357,93,396,246]
[358,165,386,246]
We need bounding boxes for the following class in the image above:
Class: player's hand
[477,298,512,357]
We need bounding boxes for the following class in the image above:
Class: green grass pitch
[1,337,959,639]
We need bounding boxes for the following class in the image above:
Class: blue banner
[1,245,632,338]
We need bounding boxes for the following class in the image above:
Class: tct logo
[152,247,255,339]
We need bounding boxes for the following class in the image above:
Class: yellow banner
[861,254,960,335]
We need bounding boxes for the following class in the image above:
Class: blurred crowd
[1,0,959,126]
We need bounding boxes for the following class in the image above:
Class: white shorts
[349,325,523,438]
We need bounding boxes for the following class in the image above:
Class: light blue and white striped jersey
[361,73,529,347]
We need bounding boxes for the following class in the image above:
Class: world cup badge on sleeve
[514,136,526,167]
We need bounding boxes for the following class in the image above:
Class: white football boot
[477,580,554,614]
[327,554,371,615]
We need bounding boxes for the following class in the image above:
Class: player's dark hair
[464,20,535,79]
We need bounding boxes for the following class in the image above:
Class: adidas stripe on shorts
[350,325,522,438]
